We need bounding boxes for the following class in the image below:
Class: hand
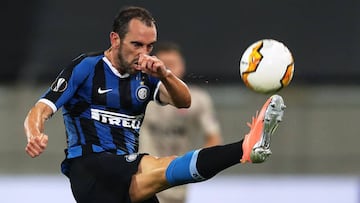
[25,133,48,158]
[135,54,170,78]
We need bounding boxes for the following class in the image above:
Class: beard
[117,44,139,75]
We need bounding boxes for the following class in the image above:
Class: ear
[110,32,120,48]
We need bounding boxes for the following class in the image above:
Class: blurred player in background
[140,41,223,203]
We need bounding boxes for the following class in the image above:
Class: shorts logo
[125,153,138,162]
[136,86,149,101]
[51,78,67,92]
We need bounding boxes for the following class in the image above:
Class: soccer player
[139,41,223,203]
[23,6,286,203]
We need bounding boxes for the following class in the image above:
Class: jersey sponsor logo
[51,77,67,92]
[91,109,142,129]
[97,87,112,94]
[125,153,138,162]
[136,85,149,101]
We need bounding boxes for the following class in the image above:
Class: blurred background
[1,0,359,202]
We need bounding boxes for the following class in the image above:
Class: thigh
[69,153,151,203]
[129,155,177,202]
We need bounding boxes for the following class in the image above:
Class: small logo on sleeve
[51,78,67,92]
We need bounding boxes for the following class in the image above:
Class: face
[156,50,185,79]
[113,19,157,74]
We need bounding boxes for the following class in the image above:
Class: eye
[132,42,143,48]
[147,44,154,51]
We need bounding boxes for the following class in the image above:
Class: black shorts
[61,152,159,203]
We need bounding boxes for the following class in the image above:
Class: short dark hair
[112,6,155,39]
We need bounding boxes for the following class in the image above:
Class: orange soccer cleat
[241,95,286,163]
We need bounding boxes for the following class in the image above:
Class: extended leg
[130,94,286,202]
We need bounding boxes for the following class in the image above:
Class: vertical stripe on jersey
[63,115,81,147]
[79,117,101,147]
[106,69,120,108]
[92,61,106,105]
[119,78,132,110]
[110,127,129,153]
[124,129,138,153]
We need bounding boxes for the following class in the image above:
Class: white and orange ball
[239,39,294,94]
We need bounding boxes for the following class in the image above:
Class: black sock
[196,140,243,179]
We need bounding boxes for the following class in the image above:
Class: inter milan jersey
[39,52,161,159]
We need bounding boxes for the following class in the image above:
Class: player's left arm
[137,54,191,108]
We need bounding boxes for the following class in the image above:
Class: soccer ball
[239,39,294,94]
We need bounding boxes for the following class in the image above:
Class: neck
[104,48,125,74]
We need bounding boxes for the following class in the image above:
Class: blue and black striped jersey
[40,52,161,159]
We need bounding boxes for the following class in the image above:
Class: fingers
[25,134,48,158]
[137,54,166,76]
[138,54,155,70]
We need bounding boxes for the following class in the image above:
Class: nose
[137,45,151,54]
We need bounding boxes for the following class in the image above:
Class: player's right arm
[24,102,53,158]
[23,54,96,158]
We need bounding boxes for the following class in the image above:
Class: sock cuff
[189,149,205,181]
[165,149,205,186]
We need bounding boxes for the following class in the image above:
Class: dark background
[2,0,359,85]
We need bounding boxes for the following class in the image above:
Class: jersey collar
[102,57,130,78]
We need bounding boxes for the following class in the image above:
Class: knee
[129,155,178,202]
[139,155,177,173]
